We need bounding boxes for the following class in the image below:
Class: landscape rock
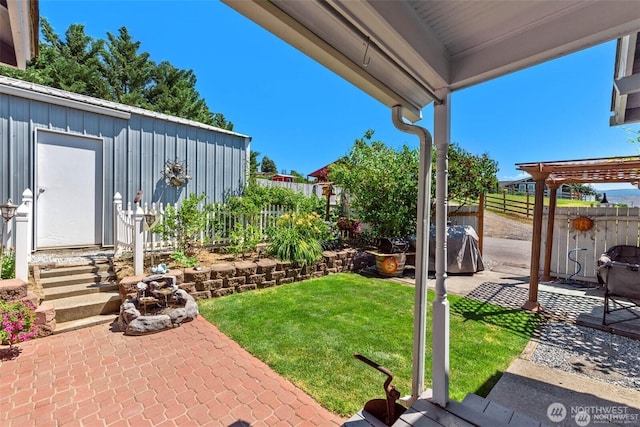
[125,315,173,335]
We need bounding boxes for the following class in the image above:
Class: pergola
[516,155,640,310]
[222,0,640,408]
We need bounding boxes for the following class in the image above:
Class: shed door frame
[34,128,105,249]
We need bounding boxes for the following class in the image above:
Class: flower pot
[373,252,406,277]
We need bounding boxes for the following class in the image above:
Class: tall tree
[146,61,210,121]
[261,156,277,174]
[0,20,235,130]
[211,112,234,131]
[250,151,261,175]
[1,19,108,98]
[100,26,154,107]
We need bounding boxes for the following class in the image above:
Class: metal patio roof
[0,0,38,69]
[223,0,640,123]
[516,155,640,185]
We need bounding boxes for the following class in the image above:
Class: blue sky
[40,0,640,191]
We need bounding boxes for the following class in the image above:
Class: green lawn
[198,273,541,417]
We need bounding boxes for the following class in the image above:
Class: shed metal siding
[0,89,249,248]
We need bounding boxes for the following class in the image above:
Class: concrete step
[38,263,112,279]
[44,281,119,300]
[50,292,121,323]
[41,271,116,288]
[458,393,544,427]
[54,314,119,335]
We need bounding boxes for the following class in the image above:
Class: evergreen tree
[101,27,154,107]
[250,151,260,174]
[0,20,235,130]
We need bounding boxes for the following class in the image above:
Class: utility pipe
[391,105,433,403]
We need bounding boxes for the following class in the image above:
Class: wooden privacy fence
[113,193,285,255]
[543,206,640,283]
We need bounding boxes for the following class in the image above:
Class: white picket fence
[113,193,286,256]
[543,206,640,283]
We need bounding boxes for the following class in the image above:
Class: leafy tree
[446,142,498,206]
[290,170,307,183]
[330,131,419,237]
[261,156,277,174]
[329,130,498,238]
[568,183,596,196]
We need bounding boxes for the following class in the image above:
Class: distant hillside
[598,188,640,207]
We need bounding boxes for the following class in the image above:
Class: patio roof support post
[391,105,433,404]
[542,182,560,281]
[432,88,450,407]
[523,171,550,311]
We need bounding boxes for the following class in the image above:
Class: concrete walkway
[0,316,343,426]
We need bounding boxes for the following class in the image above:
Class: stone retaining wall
[119,249,374,303]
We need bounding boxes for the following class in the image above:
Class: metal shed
[0,76,251,249]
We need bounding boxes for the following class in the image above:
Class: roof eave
[221,0,431,123]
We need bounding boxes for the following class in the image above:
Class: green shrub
[228,223,262,259]
[1,248,15,279]
[171,250,198,268]
[153,193,212,256]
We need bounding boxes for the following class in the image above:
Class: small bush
[153,193,212,257]
[1,249,15,279]
[228,223,262,259]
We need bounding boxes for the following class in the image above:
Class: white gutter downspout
[391,105,432,403]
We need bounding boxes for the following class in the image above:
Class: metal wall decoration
[163,159,192,187]
[572,216,594,232]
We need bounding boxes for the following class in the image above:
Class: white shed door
[36,131,103,248]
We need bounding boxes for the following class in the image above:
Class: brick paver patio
[0,316,344,426]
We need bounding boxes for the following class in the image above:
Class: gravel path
[530,321,640,390]
[483,210,532,241]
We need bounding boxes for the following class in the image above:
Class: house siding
[0,80,250,248]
